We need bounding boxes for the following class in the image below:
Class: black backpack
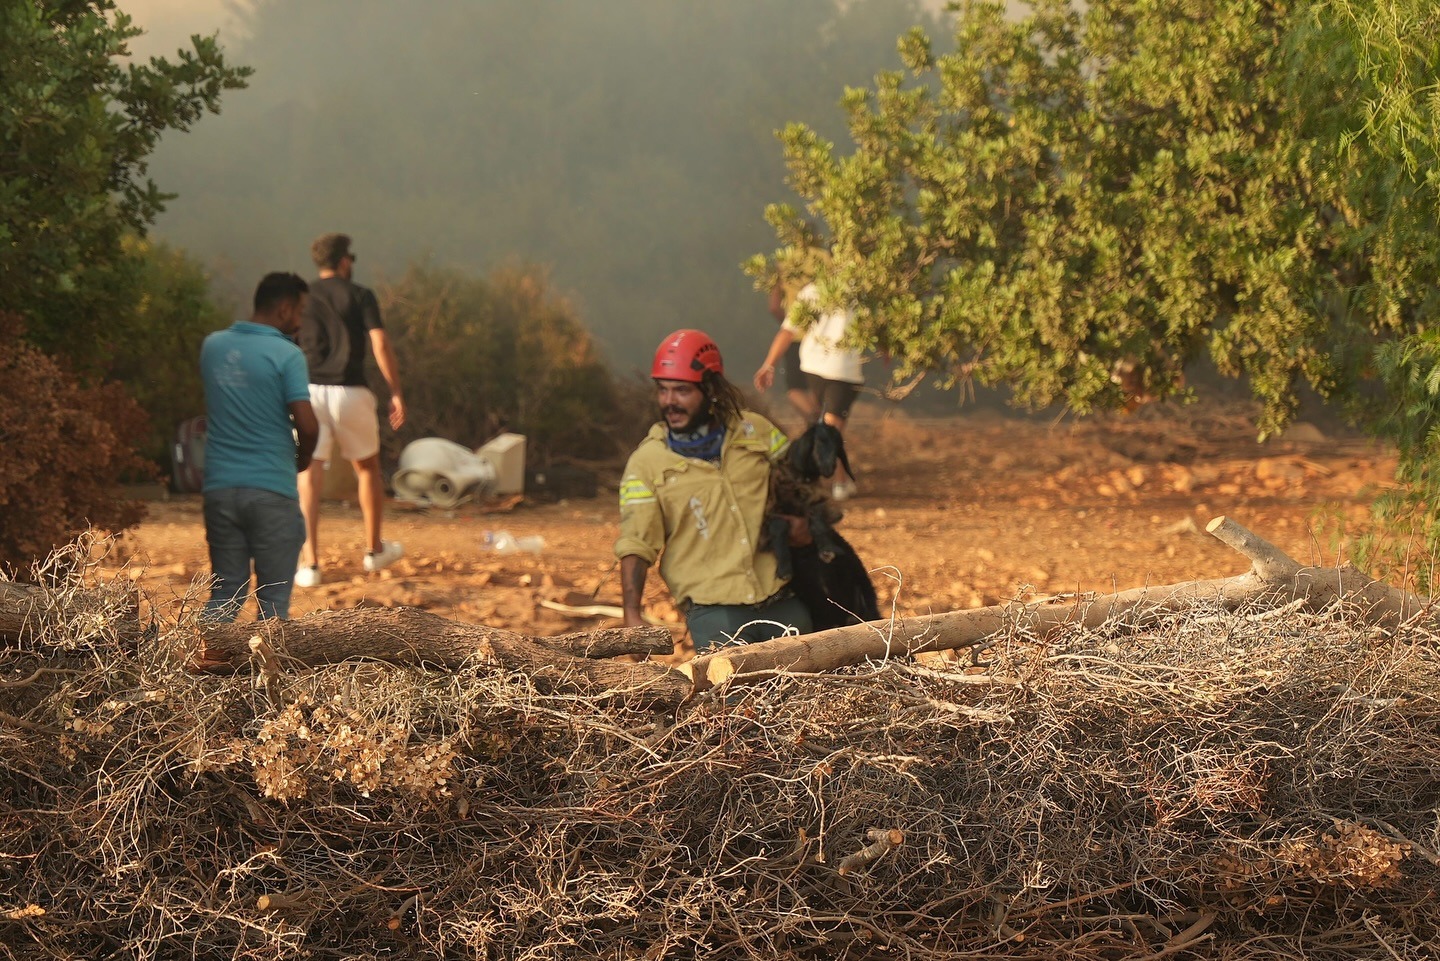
[297,293,352,383]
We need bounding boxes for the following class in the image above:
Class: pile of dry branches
[4,552,1440,958]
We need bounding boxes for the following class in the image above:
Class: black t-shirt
[300,276,384,386]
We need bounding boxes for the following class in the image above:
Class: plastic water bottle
[482,530,545,554]
[482,530,513,553]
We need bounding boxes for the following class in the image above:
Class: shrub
[377,262,652,465]
[0,314,152,570]
[105,237,233,466]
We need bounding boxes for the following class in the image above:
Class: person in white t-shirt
[753,282,864,499]
[762,246,831,427]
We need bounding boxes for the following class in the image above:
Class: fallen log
[681,515,1433,692]
[0,579,141,646]
[538,625,676,658]
[193,608,689,710]
[189,516,1432,708]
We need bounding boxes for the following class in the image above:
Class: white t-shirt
[783,283,865,385]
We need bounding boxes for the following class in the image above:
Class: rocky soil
[108,402,1398,658]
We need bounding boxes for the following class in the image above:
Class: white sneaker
[363,540,404,573]
[294,565,321,588]
[831,480,858,502]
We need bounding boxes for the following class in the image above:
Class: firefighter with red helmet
[615,330,813,652]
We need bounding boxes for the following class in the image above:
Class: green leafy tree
[752,0,1440,581]
[1281,0,1440,585]
[0,1,248,562]
[749,0,1423,430]
[0,0,250,371]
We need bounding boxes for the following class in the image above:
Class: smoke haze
[145,0,943,376]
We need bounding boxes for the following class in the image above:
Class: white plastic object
[482,530,545,554]
[476,432,527,495]
[391,438,498,508]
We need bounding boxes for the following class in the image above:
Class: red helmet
[651,329,723,382]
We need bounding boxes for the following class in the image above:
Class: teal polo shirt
[200,321,312,498]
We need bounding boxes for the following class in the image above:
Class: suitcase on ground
[171,416,207,493]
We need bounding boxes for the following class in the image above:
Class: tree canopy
[0,1,248,561]
[751,0,1440,438]
[0,0,250,370]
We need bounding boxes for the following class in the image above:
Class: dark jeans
[686,592,813,653]
[202,487,306,622]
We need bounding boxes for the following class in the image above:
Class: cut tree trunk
[680,515,1433,692]
[192,608,688,710]
[540,625,676,659]
[0,579,141,646]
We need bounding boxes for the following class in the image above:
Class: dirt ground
[107,402,1398,654]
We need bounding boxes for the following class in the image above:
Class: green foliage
[747,0,1440,582]
[0,315,151,571]
[750,0,1433,438]
[0,0,250,372]
[1277,0,1440,585]
[377,262,652,465]
[105,236,233,465]
[0,1,247,555]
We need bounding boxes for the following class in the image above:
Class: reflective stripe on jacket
[614,412,789,608]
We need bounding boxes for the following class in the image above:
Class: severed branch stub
[1204,515,1300,582]
[385,894,420,931]
[1206,514,1433,626]
[837,828,904,877]
[248,634,284,707]
[256,890,312,914]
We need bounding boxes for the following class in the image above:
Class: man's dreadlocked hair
[702,370,748,427]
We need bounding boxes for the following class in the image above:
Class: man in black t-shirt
[293,233,407,586]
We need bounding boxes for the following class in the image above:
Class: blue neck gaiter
[667,421,726,462]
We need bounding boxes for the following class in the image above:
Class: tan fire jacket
[614,412,789,609]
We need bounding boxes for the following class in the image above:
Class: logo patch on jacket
[688,496,711,539]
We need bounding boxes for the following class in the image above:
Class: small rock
[1281,421,1327,445]
[1160,516,1199,536]
[1168,467,1195,494]
[1256,458,1305,483]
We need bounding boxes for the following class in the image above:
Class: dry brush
[2,528,1440,959]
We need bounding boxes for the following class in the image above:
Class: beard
[662,403,711,435]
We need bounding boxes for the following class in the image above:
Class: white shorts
[309,384,380,463]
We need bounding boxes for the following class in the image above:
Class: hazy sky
[121,0,245,59]
[118,0,960,60]
[122,0,980,380]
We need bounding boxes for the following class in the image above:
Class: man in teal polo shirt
[200,272,320,621]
